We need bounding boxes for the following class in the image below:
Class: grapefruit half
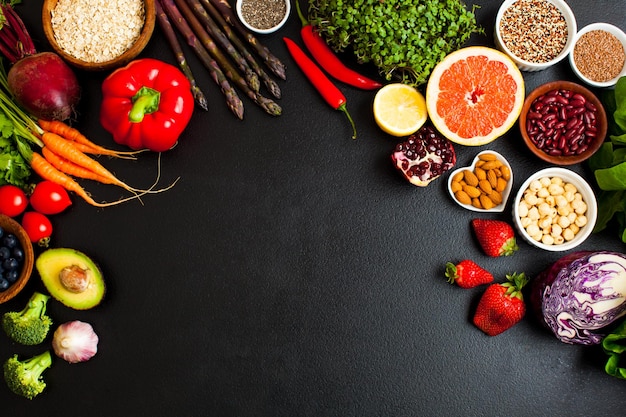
[425,46,525,146]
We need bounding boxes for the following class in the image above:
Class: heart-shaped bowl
[447,151,513,213]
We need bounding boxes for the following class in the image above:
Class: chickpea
[517,176,589,246]
[575,215,588,227]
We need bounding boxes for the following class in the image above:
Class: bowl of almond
[448,151,513,213]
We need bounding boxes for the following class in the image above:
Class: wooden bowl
[0,215,34,304]
[41,0,156,71]
[519,81,607,166]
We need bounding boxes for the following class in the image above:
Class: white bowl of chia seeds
[569,23,626,88]
[236,0,291,35]
[494,0,577,72]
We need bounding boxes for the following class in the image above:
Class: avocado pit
[59,265,90,293]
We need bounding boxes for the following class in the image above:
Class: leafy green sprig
[307,0,483,86]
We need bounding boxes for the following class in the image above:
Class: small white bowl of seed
[569,23,626,88]
[236,0,290,35]
[494,0,577,72]
[448,151,513,213]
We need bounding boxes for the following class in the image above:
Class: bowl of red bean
[494,0,577,72]
[569,23,626,88]
[519,81,607,165]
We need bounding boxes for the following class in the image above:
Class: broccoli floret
[3,351,52,399]
[2,292,52,345]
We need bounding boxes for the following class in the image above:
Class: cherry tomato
[21,211,53,246]
[0,185,28,217]
[29,181,72,215]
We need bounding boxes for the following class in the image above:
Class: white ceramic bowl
[236,0,290,35]
[569,23,626,88]
[447,151,513,213]
[494,0,577,71]
[512,167,597,252]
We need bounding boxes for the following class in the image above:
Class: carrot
[37,119,144,159]
[42,147,118,185]
[30,152,144,208]
[40,131,143,193]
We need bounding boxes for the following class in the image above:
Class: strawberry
[471,218,518,257]
[445,260,494,288]
[473,272,529,336]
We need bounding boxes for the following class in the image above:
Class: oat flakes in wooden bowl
[42,0,156,72]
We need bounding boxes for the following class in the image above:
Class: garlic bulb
[52,321,99,363]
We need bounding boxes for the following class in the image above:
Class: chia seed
[240,0,286,30]
[499,0,568,64]
[573,30,626,83]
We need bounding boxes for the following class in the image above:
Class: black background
[2,0,626,416]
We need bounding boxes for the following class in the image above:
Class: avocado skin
[35,248,105,310]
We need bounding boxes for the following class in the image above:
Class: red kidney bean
[525,88,599,157]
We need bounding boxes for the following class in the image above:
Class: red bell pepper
[100,58,195,152]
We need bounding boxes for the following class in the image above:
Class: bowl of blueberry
[0,214,34,303]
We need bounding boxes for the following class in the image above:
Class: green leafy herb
[0,112,30,189]
[603,318,626,379]
[307,0,483,86]
[588,76,626,241]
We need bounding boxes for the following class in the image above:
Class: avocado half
[35,248,105,310]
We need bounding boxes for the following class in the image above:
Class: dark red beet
[7,52,81,121]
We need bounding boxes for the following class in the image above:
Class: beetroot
[391,125,457,187]
[0,4,80,121]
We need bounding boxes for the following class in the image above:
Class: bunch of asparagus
[156,0,286,119]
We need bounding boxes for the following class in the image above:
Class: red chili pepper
[295,0,382,91]
[283,37,357,140]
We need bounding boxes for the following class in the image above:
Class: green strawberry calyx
[501,272,528,300]
[500,237,519,256]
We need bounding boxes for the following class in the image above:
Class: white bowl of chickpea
[512,167,597,251]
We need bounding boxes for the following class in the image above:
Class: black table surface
[3,0,626,415]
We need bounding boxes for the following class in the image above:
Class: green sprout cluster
[307,0,483,86]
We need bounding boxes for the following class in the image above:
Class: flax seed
[573,30,626,83]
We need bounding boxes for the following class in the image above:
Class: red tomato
[29,181,72,215]
[21,211,53,245]
[0,185,28,217]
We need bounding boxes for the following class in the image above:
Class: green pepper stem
[338,103,357,140]
[295,0,308,27]
[129,86,160,123]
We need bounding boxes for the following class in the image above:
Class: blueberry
[3,258,18,271]
[4,269,17,283]
[0,246,9,260]
[0,277,9,291]
[0,226,4,239]
[2,234,17,249]
[11,247,23,262]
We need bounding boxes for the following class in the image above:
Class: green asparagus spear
[159,0,244,119]
[173,0,281,116]
[183,0,260,93]
[155,0,209,111]
[199,0,281,99]
[208,0,286,80]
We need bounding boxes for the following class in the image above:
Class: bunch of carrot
[31,119,168,208]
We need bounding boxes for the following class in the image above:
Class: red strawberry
[473,272,529,336]
[471,218,518,257]
[445,260,494,288]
